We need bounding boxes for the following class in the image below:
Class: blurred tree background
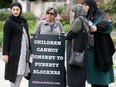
[98,0,116,25]
[0,0,12,8]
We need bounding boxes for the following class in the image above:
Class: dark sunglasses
[46,12,55,15]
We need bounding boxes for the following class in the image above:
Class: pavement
[0,52,116,87]
[0,52,28,87]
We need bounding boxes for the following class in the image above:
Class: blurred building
[16,0,110,17]
[17,0,69,17]
[74,0,111,3]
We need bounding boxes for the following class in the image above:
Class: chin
[13,15,19,17]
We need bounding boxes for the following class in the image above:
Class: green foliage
[98,0,116,30]
[98,0,116,13]
[22,12,37,20]
[0,12,10,21]
[0,0,12,8]
[55,5,70,32]
[62,24,70,33]
[106,0,116,13]
[28,20,37,34]
[114,64,116,69]
[60,19,70,33]
[28,0,37,1]
[0,21,4,47]
[55,6,66,15]
[0,11,37,21]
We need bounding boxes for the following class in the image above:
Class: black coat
[3,16,31,83]
[65,18,88,87]
[94,21,115,72]
[94,32,115,72]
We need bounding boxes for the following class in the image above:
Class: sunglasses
[46,12,55,15]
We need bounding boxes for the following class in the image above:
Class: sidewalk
[0,52,28,87]
[0,52,116,87]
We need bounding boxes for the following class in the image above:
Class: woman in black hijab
[2,1,31,87]
[83,0,115,87]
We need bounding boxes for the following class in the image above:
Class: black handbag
[68,50,84,67]
[68,39,84,67]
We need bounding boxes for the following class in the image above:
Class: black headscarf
[83,0,98,21]
[9,1,26,23]
[83,0,115,72]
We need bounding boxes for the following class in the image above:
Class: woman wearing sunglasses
[33,7,63,35]
[32,7,66,86]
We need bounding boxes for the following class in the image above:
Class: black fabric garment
[96,21,109,31]
[3,1,32,83]
[9,15,27,23]
[65,30,76,40]
[92,6,115,72]
[65,28,87,52]
[3,15,31,83]
[83,0,115,72]
[92,84,108,87]
[66,40,87,87]
[94,32,115,72]
[73,28,87,52]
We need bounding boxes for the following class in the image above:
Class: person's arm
[65,18,82,40]
[2,19,12,63]
[3,55,9,63]
[3,19,12,55]
[92,10,113,34]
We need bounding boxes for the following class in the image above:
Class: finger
[3,58,8,63]
[3,58,5,62]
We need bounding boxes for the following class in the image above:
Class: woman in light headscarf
[65,4,89,87]
[83,0,115,87]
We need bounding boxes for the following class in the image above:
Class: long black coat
[2,16,31,83]
[65,17,88,87]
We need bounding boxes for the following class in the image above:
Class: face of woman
[83,4,89,12]
[46,9,55,21]
[11,6,21,17]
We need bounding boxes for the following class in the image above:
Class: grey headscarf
[72,4,87,19]
[72,4,94,48]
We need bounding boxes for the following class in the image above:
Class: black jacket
[65,17,88,87]
[3,16,31,82]
[94,21,115,72]
[94,32,115,72]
